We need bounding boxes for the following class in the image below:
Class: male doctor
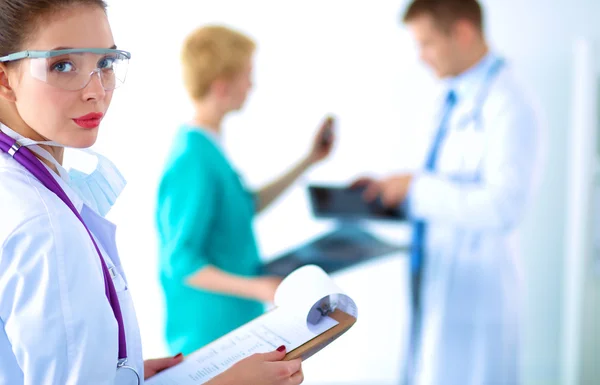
[355,1,543,384]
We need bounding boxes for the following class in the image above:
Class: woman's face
[5,5,116,148]
[224,57,253,112]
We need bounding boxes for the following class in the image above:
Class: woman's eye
[51,61,74,73]
[99,57,116,69]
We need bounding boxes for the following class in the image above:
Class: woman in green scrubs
[155,25,335,356]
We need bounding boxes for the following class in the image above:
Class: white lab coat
[0,152,144,384]
[407,55,543,385]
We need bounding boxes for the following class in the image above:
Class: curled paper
[274,264,358,332]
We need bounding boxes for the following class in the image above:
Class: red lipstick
[73,112,104,129]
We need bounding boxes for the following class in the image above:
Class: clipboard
[145,265,358,385]
[284,308,357,361]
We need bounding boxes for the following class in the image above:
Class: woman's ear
[0,64,17,102]
[211,77,229,99]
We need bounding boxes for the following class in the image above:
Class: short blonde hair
[181,25,256,101]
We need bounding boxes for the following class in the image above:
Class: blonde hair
[181,25,256,101]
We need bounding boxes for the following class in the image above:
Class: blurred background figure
[154,25,335,356]
[353,1,544,384]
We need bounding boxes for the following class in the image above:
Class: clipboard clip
[317,300,335,317]
[308,297,337,325]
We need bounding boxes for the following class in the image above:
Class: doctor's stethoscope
[438,57,506,178]
[452,57,505,131]
[0,133,141,384]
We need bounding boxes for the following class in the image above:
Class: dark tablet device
[308,185,405,221]
[261,225,407,277]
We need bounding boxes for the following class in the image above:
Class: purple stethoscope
[0,130,140,384]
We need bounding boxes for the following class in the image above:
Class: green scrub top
[156,124,263,355]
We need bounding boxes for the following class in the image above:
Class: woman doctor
[0,1,303,384]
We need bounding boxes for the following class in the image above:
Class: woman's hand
[307,115,335,164]
[210,346,304,385]
[144,353,184,380]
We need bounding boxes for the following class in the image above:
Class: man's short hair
[402,0,484,33]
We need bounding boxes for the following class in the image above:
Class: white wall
[482,1,600,383]
[87,0,600,384]
[561,38,600,385]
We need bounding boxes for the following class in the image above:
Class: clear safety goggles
[0,48,131,91]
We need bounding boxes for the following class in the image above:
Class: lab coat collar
[26,154,86,214]
[444,51,499,103]
[0,125,85,213]
[48,163,85,213]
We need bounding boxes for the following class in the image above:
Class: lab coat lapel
[80,204,127,284]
